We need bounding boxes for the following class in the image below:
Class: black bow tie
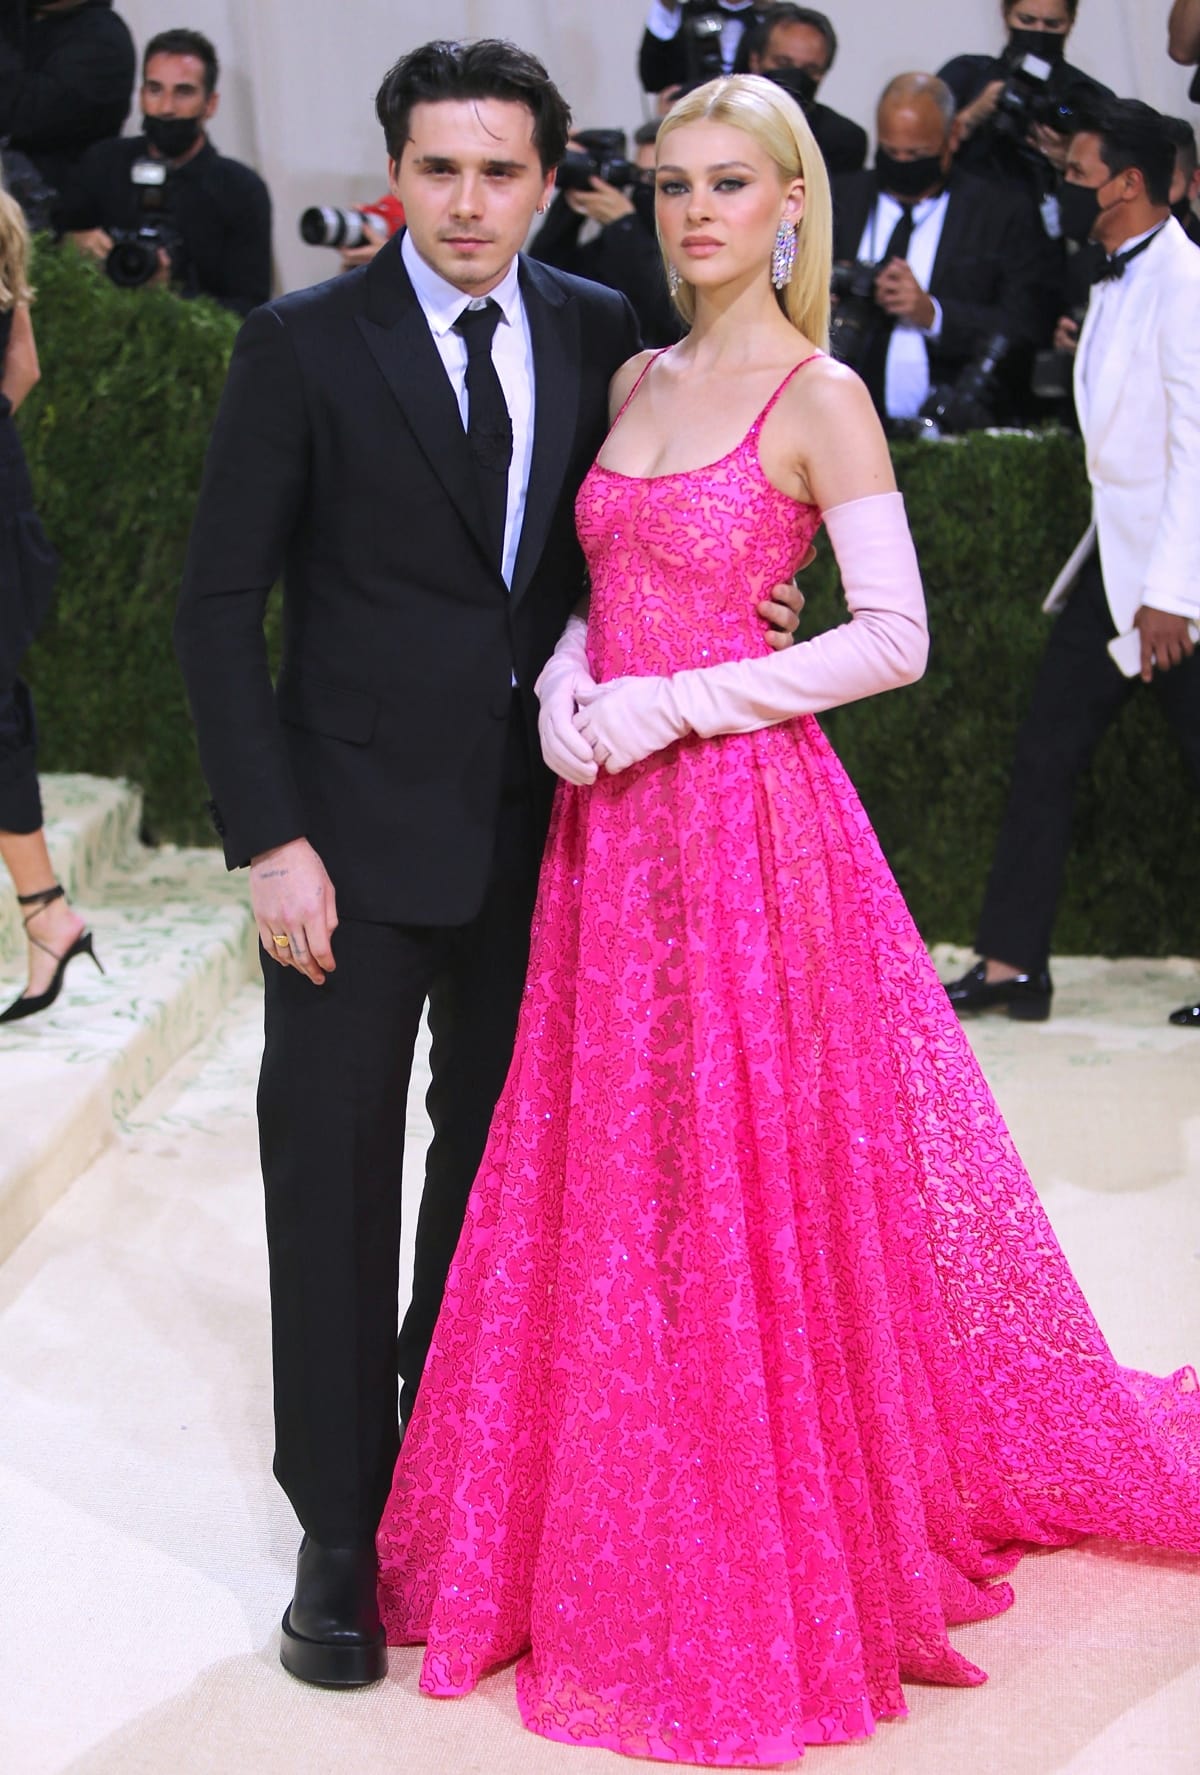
[1090,224,1166,284]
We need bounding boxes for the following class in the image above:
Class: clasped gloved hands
[544,493,929,780]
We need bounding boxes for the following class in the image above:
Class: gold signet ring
[272,933,291,948]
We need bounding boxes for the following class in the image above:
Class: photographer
[638,2,767,102]
[939,1,1110,213]
[56,28,270,317]
[0,0,135,195]
[743,5,867,175]
[831,73,1045,428]
[530,122,681,346]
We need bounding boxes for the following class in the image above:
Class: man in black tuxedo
[831,73,1047,426]
[744,4,867,176]
[175,37,800,1691]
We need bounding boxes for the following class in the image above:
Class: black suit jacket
[807,100,867,178]
[831,169,1047,378]
[174,241,639,925]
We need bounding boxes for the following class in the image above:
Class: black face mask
[1058,177,1110,244]
[875,148,945,202]
[143,113,203,160]
[1006,27,1067,67]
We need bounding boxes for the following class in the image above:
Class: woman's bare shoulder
[608,349,658,423]
[773,352,895,505]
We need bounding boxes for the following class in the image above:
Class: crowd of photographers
[0,1,1196,410]
[0,2,269,315]
[608,1,1200,432]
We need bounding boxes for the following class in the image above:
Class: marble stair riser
[0,776,145,965]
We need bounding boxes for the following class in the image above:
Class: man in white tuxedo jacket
[946,100,1200,1025]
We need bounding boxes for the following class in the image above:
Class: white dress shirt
[645,0,753,71]
[401,229,535,593]
[856,190,950,419]
[1077,222,1164,407]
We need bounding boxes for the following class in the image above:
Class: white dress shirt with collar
[856,189,951,419]
[401,228,536,593]
[644,0,754,71]
[1077,222,1164,406]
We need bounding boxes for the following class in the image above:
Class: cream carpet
[2,951,1199,1775]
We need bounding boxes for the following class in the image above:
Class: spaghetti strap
[749,352,824,434]
[609,348,670,430]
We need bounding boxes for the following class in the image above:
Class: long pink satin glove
[575,492,928,775]
[534,612,599,785]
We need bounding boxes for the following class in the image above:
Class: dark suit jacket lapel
[510,255,580,609]
[929,179,969,293]
[354,238,494,570]
[833,172,877,261]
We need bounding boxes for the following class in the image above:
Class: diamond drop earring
[771,221,798,290]
[667,263,682,296]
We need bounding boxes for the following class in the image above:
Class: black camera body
[556,129,638,194]
[678,2,768,86]
[890,333,1011,438]
[829,260,881,371]
[993,46,1074,145]
[1031,303,1087,403]
[105,156,185,288]
[106,220,183,288]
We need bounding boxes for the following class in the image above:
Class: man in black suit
[744,4,867,176]
[831,73,1046,427]
[175,37,799,1691]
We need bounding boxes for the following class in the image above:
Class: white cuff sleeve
[922,297,943,341]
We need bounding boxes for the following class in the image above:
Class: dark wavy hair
[143,29,219,97]
[1086,98,1175,207]
[375,39,571,171]
[745,7,838,72]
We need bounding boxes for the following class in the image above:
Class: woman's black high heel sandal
[0,884,105,1025]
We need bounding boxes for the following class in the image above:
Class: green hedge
[18,246,1199,953]
[19,243,241,846]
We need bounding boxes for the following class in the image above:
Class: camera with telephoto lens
[299,207,376,249]
[105,157,184,287]
[889,333,1010,439]
[828,260,881,371]
[556,129,638,194]
[993,46,1075,145]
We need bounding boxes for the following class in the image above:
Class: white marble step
[0,839,257,1264]
[0,774,144,966]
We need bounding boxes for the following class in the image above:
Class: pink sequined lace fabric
[377,361,1200,1766]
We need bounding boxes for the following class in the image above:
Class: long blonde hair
[656,75,832,349]
[0,179,33,311]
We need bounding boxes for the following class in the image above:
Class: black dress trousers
[259,702,542,1545]
[976,552,1200,975]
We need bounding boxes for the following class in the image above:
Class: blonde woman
[0,182,96,1023]
[377,77,1200,1763]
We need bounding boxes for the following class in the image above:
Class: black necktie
[1090,224,1167,285]
[454,300,512,571]
[861,204,917,416]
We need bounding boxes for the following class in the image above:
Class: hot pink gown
[376,363,1200,1766]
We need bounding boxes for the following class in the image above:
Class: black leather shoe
[945,960,1052,1022]
[1168,1000,1200,1028]
[280,1534,386,1688]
